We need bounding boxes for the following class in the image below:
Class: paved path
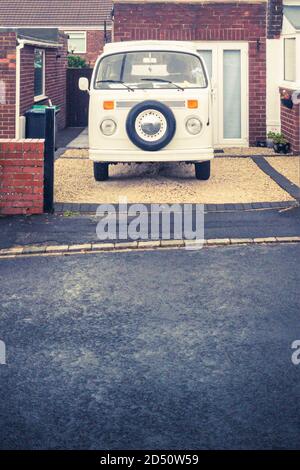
[0,244,300,449]
[66,127,88,149]
[56,127,85,149]
[0,206,299,250]
[55,128,88,160]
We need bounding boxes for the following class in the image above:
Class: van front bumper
[89,148,214,163]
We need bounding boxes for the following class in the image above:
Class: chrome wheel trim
[135,109,167,142]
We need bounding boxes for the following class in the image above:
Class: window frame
[66,31,87,54]
[93,50,208,90]
[284,36,297,82]
[34,48,46,101]
[280,31,300,90]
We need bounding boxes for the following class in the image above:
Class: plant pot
[266,138,274,148]
[274,142,291,154]
[281,98,293,110]
[256,140,267,148]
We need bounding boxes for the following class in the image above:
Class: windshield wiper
[140,78,184,91]
[96,80,134,91]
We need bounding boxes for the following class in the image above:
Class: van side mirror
[79,77,90,92]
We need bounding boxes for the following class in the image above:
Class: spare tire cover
[126,100,176,151]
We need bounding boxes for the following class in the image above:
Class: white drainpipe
[15,39,25,139]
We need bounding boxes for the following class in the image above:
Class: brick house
[0,28,67,139]
[112,0,300,152]
[1,0,299,152]
[0,0,113,67]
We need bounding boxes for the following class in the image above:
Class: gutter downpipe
[15,39,25,139]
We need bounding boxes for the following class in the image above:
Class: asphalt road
[0,206,300,249]
[0,244,300,450]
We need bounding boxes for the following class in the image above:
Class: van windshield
[94,51,207,90]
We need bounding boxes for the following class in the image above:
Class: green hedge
[68,55,87,69]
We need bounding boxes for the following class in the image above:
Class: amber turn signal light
[187,100,198,109]
[103,101,115,110]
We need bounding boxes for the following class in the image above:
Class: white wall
[266,39,281,133]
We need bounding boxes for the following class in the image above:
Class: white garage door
[195,42,249,147]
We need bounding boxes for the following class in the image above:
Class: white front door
[195,42,249,147]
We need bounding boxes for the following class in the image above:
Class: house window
[34,49,45,99]
[284,38,296,82]
[66,31,87,54]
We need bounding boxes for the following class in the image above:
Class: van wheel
[94,163,109,181]
[195,161,211,180]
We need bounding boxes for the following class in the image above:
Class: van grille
[116,101,185,109]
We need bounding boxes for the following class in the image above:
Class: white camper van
[79,40,213,181]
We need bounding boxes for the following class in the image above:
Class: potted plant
[272,133,291,154]
[256,140,267,148]
[267,131,276,148]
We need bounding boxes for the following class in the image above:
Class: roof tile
[0,0,112,27]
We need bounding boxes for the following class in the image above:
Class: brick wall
[113,1,268,144]
[267,0,283,39]
[73,30,111,66]
[0,32,16,139]
[20,33,68,130]
[20,45,35,119]
[280,89,300,155]
[0,139,44,215]
[45,33,68,130]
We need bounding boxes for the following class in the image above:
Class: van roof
[103,40,198,55]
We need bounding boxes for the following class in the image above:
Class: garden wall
[280,88,300,155]
[0,139,44,215]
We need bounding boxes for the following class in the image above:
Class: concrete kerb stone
[1,237,300,258]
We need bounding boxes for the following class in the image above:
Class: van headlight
[186,117,203,135]
[100,119,117,136]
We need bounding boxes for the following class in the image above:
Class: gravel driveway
[54,150,295,204]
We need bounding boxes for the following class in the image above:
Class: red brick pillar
[0,139,45,215]
[280,88,300,155]
[267,0,283,39]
